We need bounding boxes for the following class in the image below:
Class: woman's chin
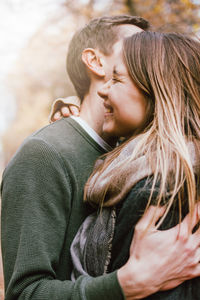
[102,124,115,136]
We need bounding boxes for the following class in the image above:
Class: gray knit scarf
[70,138,200,280]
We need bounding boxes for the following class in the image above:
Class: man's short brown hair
[67,15,150,101]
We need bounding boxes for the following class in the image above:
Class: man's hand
[49,96,81,123]
[117,204,200,299]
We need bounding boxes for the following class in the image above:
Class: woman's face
[98,52,148,138]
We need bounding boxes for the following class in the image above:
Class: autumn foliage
[2,0,200,167]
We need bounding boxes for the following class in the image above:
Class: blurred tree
[2,11,85,165]
[133,0,200,33]
[64,0,200,32]
[2,0,200,165]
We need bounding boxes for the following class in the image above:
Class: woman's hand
[49,96,80,123]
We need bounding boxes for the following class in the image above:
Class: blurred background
[0,0,199,299]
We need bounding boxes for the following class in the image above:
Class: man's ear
[82,48,105,77]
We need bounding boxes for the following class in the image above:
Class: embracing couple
[1,15,200,300]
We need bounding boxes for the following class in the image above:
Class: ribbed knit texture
[1,118,124,300]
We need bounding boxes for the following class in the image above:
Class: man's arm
[118,205,200,299]
[1,137,200,300]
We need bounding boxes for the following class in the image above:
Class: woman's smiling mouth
[104,102,113,117]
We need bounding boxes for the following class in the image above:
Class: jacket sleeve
[1,137,124,300]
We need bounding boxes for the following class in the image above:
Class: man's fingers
[194,246,200,265]
[185,202,200,229]
[151,205,167,226]
[69,105,80,116]
[176,202,200,240]
[193,260,200,277]
[136,205,166,231]
[179,248,200,278]
[160,278,184,291]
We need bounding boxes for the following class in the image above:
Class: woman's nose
[97,80,110,99]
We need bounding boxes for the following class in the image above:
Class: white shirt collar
[71,116,112,152]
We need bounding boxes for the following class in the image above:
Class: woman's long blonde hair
[85,32,200,226]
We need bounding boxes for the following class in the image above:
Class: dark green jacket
[110,178,200,299]
[1,118,124,300]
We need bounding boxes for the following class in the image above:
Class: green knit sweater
[1,118,124,300]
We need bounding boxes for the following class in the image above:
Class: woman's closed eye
[112,76,121,84]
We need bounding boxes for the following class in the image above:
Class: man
[1,15,200,300]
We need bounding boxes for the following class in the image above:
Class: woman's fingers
[49,96,81,122]
[51,110,62,122]
[60,106,71,117]
[69,105,80,116]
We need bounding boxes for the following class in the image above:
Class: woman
[71,31,200,298]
